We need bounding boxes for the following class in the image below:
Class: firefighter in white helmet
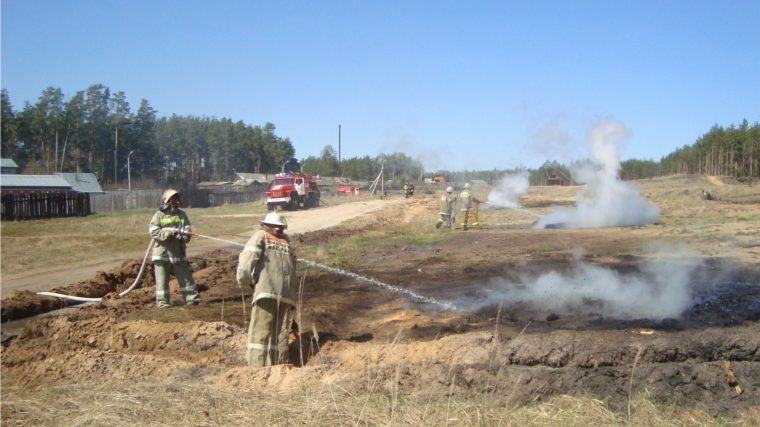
[459,182,482,230]
[148,189,201,308]
[236,212,297,366]
[436,186,457,229]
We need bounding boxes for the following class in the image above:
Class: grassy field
[0,192,394,275]
[0,202,271,275]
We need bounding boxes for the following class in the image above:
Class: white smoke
[486,170,531,208]
[532,118,660,229]
[456,243,701,320]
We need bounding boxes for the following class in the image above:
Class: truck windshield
[273,179,294,185]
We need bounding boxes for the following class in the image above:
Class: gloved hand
[176,228,189,236]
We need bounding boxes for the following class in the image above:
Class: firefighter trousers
[460,208,480,229]
[247,298,292,367]
[154,260,201,308]
[437,213,452,229]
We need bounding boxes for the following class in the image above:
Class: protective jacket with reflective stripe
[236,229,297,308]
[440,193,457,214]
[149,207,192,263]
[459,189,480,210]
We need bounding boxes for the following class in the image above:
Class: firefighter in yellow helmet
[459,182,482,230]
[436,186,457,229]
[236,212,297,367]
[149,189,201,308]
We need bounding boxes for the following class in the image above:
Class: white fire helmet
[260,212,288,229]
[464,182,472,189]
[446,186,453,193]
[162,189,179,204]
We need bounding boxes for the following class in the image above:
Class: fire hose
[36,230,455,310]
[36,239,156,302]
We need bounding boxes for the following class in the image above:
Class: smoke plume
[486,170,531,208]
[456,243,701,320]
[532,118,660,229]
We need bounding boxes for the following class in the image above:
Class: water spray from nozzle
[190,232,456,310]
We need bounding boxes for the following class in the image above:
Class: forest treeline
[1,86,299,188]
[0,86,421,188]
[451,119,760,185]
[2,85,758,188]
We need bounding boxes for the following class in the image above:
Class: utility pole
[338,125,342,177]
[127,150,134,191]
[114,128,118,187]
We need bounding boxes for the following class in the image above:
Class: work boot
[435,221,442,229]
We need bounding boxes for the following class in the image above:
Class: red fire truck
[265,172,321,211]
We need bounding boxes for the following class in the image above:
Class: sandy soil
[2,176,760,417]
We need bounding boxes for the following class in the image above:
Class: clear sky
[2,0,758,171]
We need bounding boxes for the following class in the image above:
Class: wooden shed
[545,170,571,186]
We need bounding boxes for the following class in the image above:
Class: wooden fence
[1,192,91,221]
[2,187,265,219]
[90,188,264,212]
[90,189,163,212]
[209,189,263,206]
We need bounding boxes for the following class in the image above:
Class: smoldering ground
[485,170,532,209]
[532,118,660,229]
[453,243,705,321]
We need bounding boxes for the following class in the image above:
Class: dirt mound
[2,316,247,383]
[1,249,239,322]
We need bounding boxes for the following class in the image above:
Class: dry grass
[2,381,757,427]
[0,202,268,275]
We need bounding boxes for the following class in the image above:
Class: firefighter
[436,186,457,229]
[459,182,482,230]
[149,189,201,308]
[409,182,415,196]
[403,182,410,198]
[236,212,297,367]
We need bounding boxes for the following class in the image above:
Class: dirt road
[0,198,403,297]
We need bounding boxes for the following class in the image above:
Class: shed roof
[235,173,269,183]
[1,159,19,168]
[546,170,570,180]
[0,174,72,189]
[54,173,104,193]
[197,181,232,187]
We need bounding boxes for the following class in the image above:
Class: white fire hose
[36,231,454,310]
[36,240,156,302]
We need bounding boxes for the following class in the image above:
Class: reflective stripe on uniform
[159,218,183,225]
[149,226,160,232]
[247,343,276,352]
[253,293,296,307]
[156,290,168,296]
[152,256,186,263]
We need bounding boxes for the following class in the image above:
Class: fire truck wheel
[267,203,275,211]
[289,195,300,211]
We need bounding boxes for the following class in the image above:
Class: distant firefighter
[236,212,297,367]
[459,182,482,230]
[436,186,457,229]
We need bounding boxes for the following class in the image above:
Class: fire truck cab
[265,172,321,211]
